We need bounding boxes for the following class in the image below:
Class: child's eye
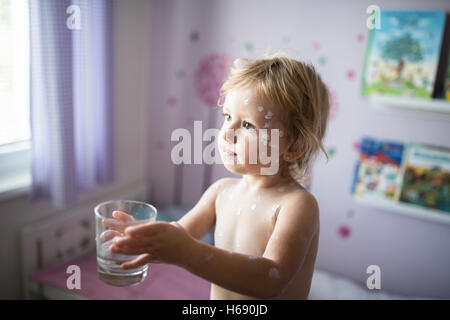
[222,113,231,121]
[242,121,255,130]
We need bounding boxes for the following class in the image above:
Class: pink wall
[146,0,450,298]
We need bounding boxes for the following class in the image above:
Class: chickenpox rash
[268,267,280,279]
[205,253,214,261]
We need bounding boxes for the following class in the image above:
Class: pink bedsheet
[29,251,211,300]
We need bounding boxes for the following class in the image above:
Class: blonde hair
[219,53,330,185]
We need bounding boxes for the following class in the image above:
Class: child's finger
[121,254,152,270]
[102,218,141,232]
[102,218,127,232]
[125,221,163,237]
[99,230,121,242]
[112,210,135,222]
[111,244,148,255]
[113,235,155,248]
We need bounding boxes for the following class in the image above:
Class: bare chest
[214,191,280,256]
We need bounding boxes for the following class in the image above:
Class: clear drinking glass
[95,200,157,286]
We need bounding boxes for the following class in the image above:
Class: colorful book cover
[445,52,450,100]
[351,137,405,200]
[361,10,447,99]
[398,143,450,213]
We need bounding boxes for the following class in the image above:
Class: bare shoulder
[278,187,320,237]
[288,188,319,213]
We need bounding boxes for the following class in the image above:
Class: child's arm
[177,178,233,240]
[181,191,319,299]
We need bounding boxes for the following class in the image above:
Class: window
[0,0,31,198]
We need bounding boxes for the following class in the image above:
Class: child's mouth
[219,145,237,157]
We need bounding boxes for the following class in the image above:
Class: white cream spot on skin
[272,204,280,212]
[268,267,280,279]
[257,106,264,112]
[251,203,257,211]
[264,111,273,119]
[205,253,214,261]
[244,98,249,105]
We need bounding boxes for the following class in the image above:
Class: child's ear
[283,140,307,163]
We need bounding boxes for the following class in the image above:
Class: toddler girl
[108,53,330,299]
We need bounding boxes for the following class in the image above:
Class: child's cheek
[239,130,258,164]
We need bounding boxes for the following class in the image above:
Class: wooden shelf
[353,194,450,225]
[369,94,450,118]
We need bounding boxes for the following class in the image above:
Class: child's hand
[99,210,138,242]
[110,221,196,269]
[102,210,138,232]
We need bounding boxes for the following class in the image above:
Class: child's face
[218,86,290,176]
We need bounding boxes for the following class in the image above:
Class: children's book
[445,52,450,100]
[351,137,405,200]
[361,10,447,99]
[398,143,450,213]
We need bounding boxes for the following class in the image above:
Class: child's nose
[223,128,238,144]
